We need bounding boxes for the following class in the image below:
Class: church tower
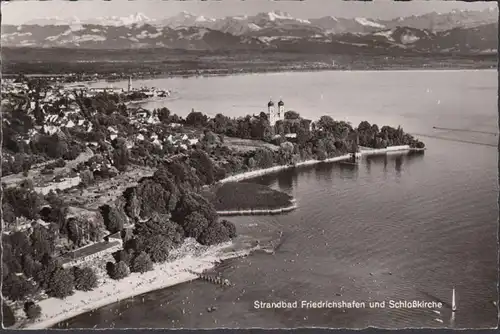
[268,99,276,126]
[278,99,284,121]
[127,76,132,92]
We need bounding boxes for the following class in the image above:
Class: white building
[267,99,285,126]
[89,87,124,95]
[60,239,123,269]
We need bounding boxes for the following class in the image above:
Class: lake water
[65,70,498,329]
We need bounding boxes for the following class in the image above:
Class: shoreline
[113,67,494,84]
[20,239,254,330]
[116,66,495,82]
[219,145,420,184]
[10,66,496,85]
[17,145,418,329]
[218,154,353,184]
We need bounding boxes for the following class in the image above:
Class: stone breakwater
[216,203,298,216]
[215,146,419,216]
[219,154,353,184]
[219,146,419,184]
[358,145,413,156]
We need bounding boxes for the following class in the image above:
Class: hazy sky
[2,0,497,24]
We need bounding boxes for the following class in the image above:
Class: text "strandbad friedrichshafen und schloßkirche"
[254,300,443,309]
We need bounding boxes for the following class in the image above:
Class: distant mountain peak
[195,15,215,23]
[355,17,385,28]
[79,12,154,26]
[25,15,81,26]
[233,15,249,20]
[268,10,291,19]
[121,12,152,25]
[248,23,261,31]
[180,11,196,17]
[261,10,310,24]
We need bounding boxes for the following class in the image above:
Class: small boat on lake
[452,287,457,312]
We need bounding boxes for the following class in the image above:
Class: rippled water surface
[64,70,498,329]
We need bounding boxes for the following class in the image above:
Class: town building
[267,98,285,126]
[88,87,124,95]
[60,232,123,269]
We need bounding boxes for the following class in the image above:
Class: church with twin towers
[267,98,285,126]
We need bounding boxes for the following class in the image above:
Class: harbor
[66,76,172,98]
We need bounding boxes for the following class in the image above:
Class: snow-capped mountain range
[25,13,153,27]
[4,9,497,54]
[22,9,497,31]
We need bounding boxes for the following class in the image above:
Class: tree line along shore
[2,47,496,83]
[1,75,425,328]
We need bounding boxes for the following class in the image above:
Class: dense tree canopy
[182,211,211,240]
[100,205,128,234]
[185,110,209,128]
[45,267,75,299]
[30,225,56,261]
[172,192,217,228]
[24,301,42,320]
[284,110,301,120]
[188,150,215,185]
[134,176,179,220]
[73,267,98,291]
[163,162,202,191]
[198,219,236,246]
[2,186,44,222]
[110,261,130,280]
[130,251,154,274]
[113,249,133,266]
[112,138,130,172]
[252,148,274,169]
[2,273,37,301]
[131,214,184,263]
[158,107,171,123]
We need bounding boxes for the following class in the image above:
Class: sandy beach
[19,145,415,329]
[22,239,253,330]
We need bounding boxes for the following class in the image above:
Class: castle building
[267,98,285,126]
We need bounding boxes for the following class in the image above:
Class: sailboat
[452,287,457,312]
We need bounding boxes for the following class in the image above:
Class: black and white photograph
[0,0,498,330]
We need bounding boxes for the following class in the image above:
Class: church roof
[268,100,274,107]
[278,100,284,106]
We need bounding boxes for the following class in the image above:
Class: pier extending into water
[187,270,233,287]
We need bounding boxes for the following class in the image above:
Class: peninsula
[1,76,425,329]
